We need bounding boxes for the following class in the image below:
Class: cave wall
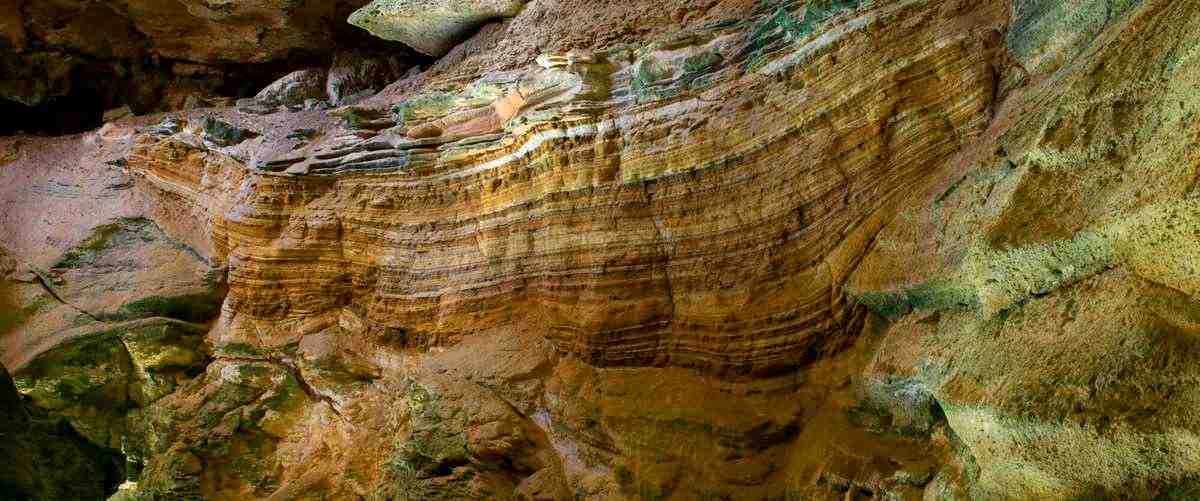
[3,0,1200,499]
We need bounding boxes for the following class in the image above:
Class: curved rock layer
[133,0,1000,380]
[2,0,1200,499]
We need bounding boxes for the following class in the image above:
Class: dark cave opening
[0,60,280,137]
[0,26,429,137]
[97,437,129,498]
[0,91,107,136]
[38,411,130,498]
[0,59,126,137]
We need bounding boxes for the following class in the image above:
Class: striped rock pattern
[10,0,1200,498]
[129,0,1002,380]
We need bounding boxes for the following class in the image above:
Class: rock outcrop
[254,69,330,108]
[4,0,1200,499]
[6,0,387,66]
[349,0,527,56]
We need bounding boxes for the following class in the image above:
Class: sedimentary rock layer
[130,0,1000,380]
[3,0,1200,499]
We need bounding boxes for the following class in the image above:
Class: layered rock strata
[2,0,1200,499]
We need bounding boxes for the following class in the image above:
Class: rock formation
[349,0,527,56]
[3,0,1200,499]
[0,0,419,135]
[1,362,125,500]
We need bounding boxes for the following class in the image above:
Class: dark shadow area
[0,92,106,136]
[0,17,428,137]
[1,363,127,500]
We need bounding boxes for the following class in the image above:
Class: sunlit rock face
[4,0,1200,499]
[349,0,527,56]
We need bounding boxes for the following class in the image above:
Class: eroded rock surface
[4,0,1200,500]
[349,0,527,56]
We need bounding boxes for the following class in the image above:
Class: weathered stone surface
[254,68,329,107]
[1007,0,1143,75]
[326,50,410,105]
[104,106,134,123]
[349,0,526,56]
[1,216,222,372]
[5,0,1200,499]
[17,0,372,65]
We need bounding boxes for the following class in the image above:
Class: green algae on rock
[12,318,208,449]
[1,363,126,500]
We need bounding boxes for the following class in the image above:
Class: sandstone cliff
[3,0,1200,499]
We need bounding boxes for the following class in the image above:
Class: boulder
[254,68,328,107]
[348,0,526,56]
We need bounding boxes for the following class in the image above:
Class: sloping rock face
[4,0,1200,499]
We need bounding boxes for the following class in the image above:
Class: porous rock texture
[349,0,528,56]
[3,0,1200,499]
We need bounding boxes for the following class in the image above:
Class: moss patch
[103,292,223,324]
[383,378,469,498]
[14,319,209,448]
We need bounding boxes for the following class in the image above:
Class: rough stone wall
[3,0,1200,499]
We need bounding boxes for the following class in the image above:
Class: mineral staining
[4,0,1200,499]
